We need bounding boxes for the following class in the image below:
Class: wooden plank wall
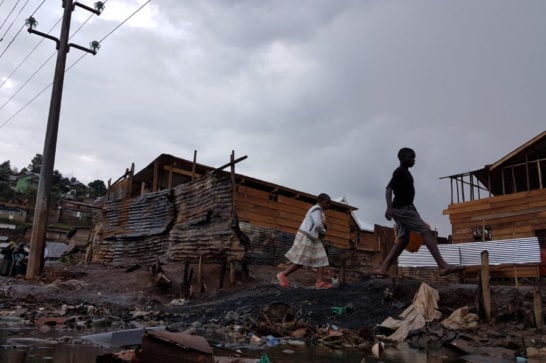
[357,230,381,251]
[235,185,353,248]
[444,188,546,242]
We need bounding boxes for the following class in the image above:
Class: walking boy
[375,148,464,276]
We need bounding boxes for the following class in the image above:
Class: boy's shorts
[393,205,431,239]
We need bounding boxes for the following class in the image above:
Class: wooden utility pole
[26,1,103,279]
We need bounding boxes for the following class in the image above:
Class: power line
[30,0,46,16]
[0,0,49,60]
[0,0,30,42]
[0,17,61,89]
[0,0,23,34]
[0,24,24,58]
[98,0,151,43]
[0,51,55,111]
[0,5,102,109]
[0,0,152,130]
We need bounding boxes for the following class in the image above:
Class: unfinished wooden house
[90,153,386,277]
[442,131,546,278]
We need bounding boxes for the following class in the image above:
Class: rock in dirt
[47,279,88,291]
[290,328,307,338]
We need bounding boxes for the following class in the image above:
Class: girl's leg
[277,263,302,287]
[282,263,302,277]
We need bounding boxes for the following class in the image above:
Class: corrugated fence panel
[168,174,244,261]
[102,189,175,239]
[399,237,540,267]
[241,222,382,273]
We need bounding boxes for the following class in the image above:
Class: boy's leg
[375,235,409,276]
[422,230,464,275]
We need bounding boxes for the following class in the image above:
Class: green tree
[0,182,15,201]
[88,179,107,198]
[0,160,12,182]
[28,153,42,173]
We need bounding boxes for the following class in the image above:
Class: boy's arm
[385,187,395,221]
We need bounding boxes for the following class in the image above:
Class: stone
[291,328,307,338]
[527,347,540,358]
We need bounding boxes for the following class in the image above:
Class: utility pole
[25,0,104,279]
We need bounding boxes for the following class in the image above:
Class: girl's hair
[318,193,331,202]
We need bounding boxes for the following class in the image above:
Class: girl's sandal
[276,273,289,287]
[315,281,333,289]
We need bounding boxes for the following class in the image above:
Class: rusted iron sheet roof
[146,330,213,354]
[102,189,174,239]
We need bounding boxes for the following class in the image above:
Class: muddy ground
[1,262,546,361]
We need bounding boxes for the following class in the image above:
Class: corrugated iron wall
[168,175,244,261]
[93,174,243,265]
[398,237,541,267]
[241,222,382,273]
[102,189,175,239]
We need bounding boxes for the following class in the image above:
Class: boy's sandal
[276,273,289,287]
[315,281,333,289]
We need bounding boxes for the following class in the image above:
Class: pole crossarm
[74,1,103,15]
[27,28,60,48]
[68,42,97,55]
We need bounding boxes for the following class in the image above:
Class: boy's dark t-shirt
[387,167,415,208]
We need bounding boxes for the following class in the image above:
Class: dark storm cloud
[1,0,545,235]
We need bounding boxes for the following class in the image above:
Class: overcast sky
[0,0,545,235]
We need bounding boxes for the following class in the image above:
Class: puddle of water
[1,328,468,363]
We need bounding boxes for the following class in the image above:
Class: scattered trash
[441,307,479,330]
[265,335,279,347]
[331,306,347,315]
[378,282,441,342]
[168,298,187,306]
[371,342,384,357]
[257,354,271,363]
[249,334,262,345]
[136,330,214,363]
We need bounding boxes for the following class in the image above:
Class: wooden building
[442,131,546,277]
[92,153,393,277]
[126,154,355,249]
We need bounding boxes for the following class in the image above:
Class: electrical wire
[0,0,153,130]
[0,3,105,109]
[0,24,24,58]
[0,0,30,42]
[0,17,61,89]
[0,0,23,34]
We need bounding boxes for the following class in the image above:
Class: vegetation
[0,153,107,206]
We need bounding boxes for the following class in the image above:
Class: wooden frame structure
[109,153,358,249]
[442,132,546,278]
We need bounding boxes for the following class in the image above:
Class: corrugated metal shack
[440,131,546,278]
[90,153,389,276]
